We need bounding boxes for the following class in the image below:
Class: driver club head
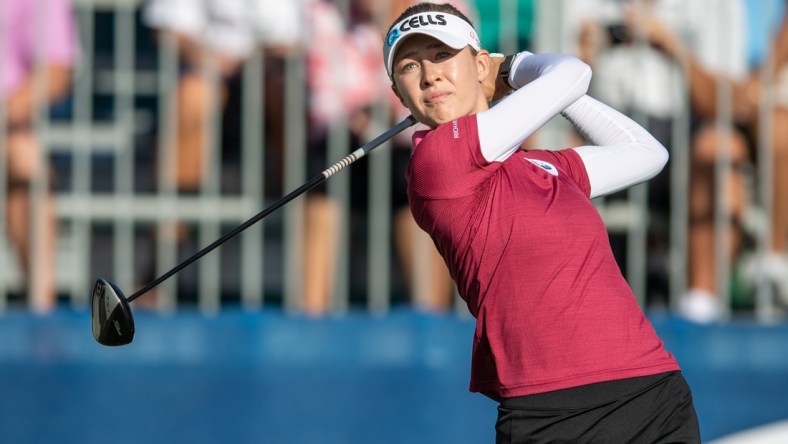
[91,278,135,346]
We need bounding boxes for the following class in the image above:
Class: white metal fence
[1,0,784,321]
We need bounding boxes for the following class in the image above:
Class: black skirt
[495,371,700,444]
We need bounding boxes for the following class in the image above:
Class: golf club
[91,115,417,346]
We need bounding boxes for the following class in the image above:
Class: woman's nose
[420,61,442,87]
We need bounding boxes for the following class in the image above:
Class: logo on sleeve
[526,158,558,176]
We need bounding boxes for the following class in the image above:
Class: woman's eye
[435,51,451,60]
[402,62,417,72]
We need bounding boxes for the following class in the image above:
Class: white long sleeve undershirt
[563,95,669,198]
[477,52,591,162]
[476,52,668,199]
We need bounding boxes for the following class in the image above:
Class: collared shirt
[407,115,679,400]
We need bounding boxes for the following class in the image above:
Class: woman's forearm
[477,52,592,162]
[563,95,668,198]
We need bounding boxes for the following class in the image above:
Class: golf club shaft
[127,115,417,302]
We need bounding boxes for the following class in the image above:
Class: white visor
[384,12,481,76]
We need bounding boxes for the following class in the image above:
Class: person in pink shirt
[385,2,699,441]
[1,0,79,313]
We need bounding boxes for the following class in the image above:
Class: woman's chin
[424,114,456,128]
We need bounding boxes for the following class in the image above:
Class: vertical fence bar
[534,0,570,150]
[626,1,650,306]
[626,185,649,305]
[536,0,563,52]
[367,104,394,314]
[325,1,351,311]
[69,2,96,307]
[155,30,179,311]
[330,0,351,314]
[756,76,776,321]
[755,9,778,321]
[498,0,519,54]
[240,52,265,310]
[713,82,733,320]
[716,7,745,320]
[283,53,307,312]
[112,2,136,297]
[669,83,691,311]
[367,0,395,314]
[327,120,351,313]
[197,58,222,314]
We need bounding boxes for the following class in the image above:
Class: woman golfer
[384,3,700,443]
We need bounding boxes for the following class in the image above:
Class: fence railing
[1,0,783,322]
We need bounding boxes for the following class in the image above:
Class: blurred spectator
[635,0,788,320]
[143,0,305,194]
[566,0,788,321]
[1,0,79,313]
[564,0,749,317]
[142,0,306,305]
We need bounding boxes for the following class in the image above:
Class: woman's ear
[476,50,492,82]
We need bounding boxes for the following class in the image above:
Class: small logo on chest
[525,158,559,176]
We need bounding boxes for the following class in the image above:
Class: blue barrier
[0,310,786,443]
